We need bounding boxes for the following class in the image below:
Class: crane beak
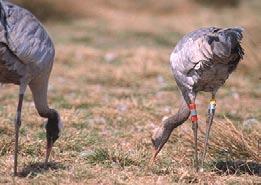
[150,137,165,165]
[149,148,160,165]
[150,144,163,163]
[45,138,53,168]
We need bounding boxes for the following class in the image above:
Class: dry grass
[0,0,260,184]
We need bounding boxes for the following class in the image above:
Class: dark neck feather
[45,109,60,133]
[38,108,58,119]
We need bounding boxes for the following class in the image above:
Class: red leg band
[189,103,196,110]
[189,103,198,122]
[191,115,198,122]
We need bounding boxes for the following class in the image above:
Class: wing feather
[0,1,55,66]
[171,27,244,75]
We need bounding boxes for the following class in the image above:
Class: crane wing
[170,35,214,75]
[0,1,55,66]
[171,27,244,75]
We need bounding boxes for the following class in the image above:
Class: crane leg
[200,95,216,172]
[189,103,199,172]
[14,84,26,176]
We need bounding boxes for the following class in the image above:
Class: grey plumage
[151,27,244,171]
[0,0,55,81]
[0,0,61,175]
[171,27,243,94]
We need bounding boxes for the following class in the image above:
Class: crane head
[151,117,171,162]
[151,127,164,151]
[45,110,62,166]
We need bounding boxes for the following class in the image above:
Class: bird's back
[170,27,244,93]
[0,1,55,81]
[173,27,219,53]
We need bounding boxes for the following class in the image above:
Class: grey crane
[151,27,244,171]
[0,0,62,175]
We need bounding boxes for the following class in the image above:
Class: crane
[151,27,244,171]
[0,0,62,175]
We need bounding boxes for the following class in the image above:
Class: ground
[0,0,260,184]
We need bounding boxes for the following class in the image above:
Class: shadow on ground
[214,160,261,176]
[18,162,66,178]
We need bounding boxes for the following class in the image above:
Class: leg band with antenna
[208,99,216,113]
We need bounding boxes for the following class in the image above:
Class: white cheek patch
[57,113,63,135]
[43,120,47,129]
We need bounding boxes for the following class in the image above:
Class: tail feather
[223,27,244,42]
[230,27,244,41]
[210,27,244,60]
[228,27,244,57]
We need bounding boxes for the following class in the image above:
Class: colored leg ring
[189,103,198,122]
[208,99,216,111]
[191,115,198,122]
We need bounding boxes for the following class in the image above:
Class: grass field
[0,0,260,184]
